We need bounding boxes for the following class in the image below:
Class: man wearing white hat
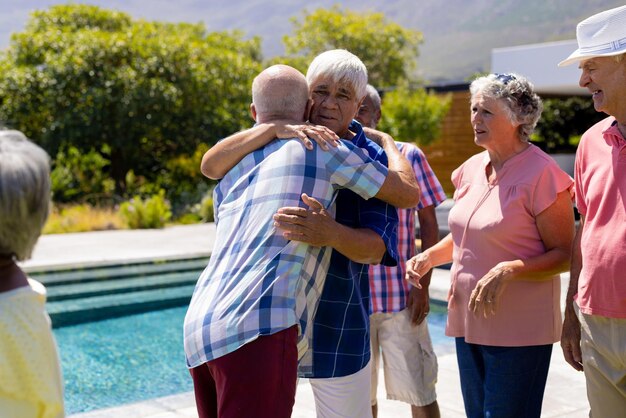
[558,5,626,416]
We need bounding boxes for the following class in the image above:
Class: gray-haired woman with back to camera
[0,130,65,417]
[406,73,576,417]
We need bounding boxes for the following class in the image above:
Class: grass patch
[43,204,126,234]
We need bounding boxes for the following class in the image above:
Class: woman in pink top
[406,73,575,418]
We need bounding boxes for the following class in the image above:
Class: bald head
[251,65,310,123]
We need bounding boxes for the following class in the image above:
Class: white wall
[492,40,589,96]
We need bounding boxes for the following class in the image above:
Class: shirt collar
[349,119,366,146]
[604,117,625,142]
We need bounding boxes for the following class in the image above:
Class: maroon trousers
[189,325,298,418]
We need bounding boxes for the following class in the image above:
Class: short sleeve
[327,141,388,200]
[451,162,467,200]
[406,146,446,209]
[532,162,574,216]
[0,285,64,418]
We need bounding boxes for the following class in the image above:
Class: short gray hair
[306,49,368,101]
[0,130,51,261]
[470,73,543,142]
[365,84,381,111]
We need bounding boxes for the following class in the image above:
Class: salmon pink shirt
[446,144,573,346]
[574,117,626,318]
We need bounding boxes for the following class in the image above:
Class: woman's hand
[274,121,340,151]
[469,262,513,317]
[405,252,433,289]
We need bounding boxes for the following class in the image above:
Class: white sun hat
[558,5,626,67]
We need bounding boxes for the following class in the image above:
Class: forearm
[329,223,386,265]
[489,247,571,283]
[200,124,278,179]
[566,218,584,312]
[422,233,454,267]
[416,209,440,288]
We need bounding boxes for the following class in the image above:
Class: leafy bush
[378,87,451,145]
[533,97,604,153]
[50,145,115,203]
[175,213,203,225]
[43,204,124,234]
[118,190,172,229]
[282,6,422,89]
[197,192,215,223]
[186,189,215,223]
[0,4,261,195]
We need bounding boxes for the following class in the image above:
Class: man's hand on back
[273,121,340,151]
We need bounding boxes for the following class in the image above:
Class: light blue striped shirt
[184,137,388,367]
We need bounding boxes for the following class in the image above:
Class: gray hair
[251,65,309,121]
[306,49,368,101]
[470,73,543,142]
[364,84,382,111]
[0,130,51,261]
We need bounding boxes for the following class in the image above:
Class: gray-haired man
[558,5,626,416]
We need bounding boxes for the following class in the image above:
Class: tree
[378,87,451,146]
[282,6,423,89]
[280,6,449,147]
[0,4,262,195]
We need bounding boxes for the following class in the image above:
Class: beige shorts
[310,361,373,418]
[575,302,626,417]
[370,308,438,407]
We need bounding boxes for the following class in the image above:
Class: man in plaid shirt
[184,65,395,418]
[198,50,421,417]
[358,85,446,418]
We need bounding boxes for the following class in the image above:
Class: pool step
[47,284,197,327]
[29,257,209,286]
[45,270,199,302]
[29,257,209,328]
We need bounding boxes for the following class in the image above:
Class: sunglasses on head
[494,73,517,85]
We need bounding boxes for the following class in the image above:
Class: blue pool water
[53,306,193,414]
[53,304,453,414]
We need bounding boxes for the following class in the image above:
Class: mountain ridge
[3,0,624,82]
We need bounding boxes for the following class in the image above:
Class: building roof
[492,40,589,96]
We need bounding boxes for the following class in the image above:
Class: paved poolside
[23,223,590,417]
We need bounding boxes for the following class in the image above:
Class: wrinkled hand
[407,286,430,326]
[274,121,340,151]
[405,252,432,289]
[561,309,584,371]
[273,194,334,246]
[468,263,511,317]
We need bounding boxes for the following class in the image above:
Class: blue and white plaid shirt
[299,121,400,378]
[184,136,388,368]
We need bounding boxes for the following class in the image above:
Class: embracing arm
[561,214,584,371]
[324,223,386,264]
[363,128,420,209]
[201,124,280,179]
[469,190,575,316]
[273,194,386,264]
[200,122,339,179]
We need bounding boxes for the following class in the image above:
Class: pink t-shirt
[575,117,626,318]
[447,144,573,346]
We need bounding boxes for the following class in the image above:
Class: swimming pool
[54,304,453,414]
